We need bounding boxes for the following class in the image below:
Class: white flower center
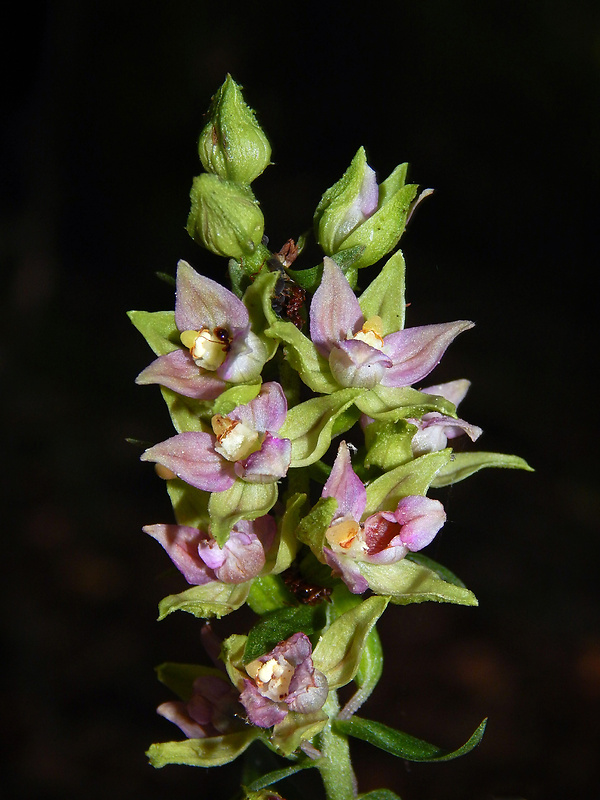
[180,327,231,371]
[351,315,384,351]
[211,414,261,461]
[326,518,368,558]
[246,656,294,702]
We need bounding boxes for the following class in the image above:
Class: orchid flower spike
[321,441,447,593]
[310,257,474,390]
[135,260,269,399]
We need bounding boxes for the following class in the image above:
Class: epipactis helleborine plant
[130,75,532,799]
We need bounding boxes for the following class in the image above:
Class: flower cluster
[132,77,531,795]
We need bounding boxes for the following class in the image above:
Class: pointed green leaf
[128,310,179,356]
[358,559,477,606]
[295,496,338,558]
[213,383,262,415]
[247,575,296,615]
[147,728,258,768]
[281,389,366,467]
[242,269,281,360]
[355,385,457,421]
[265,319,339,394]
[166,479,210,528]
[263,493,304,576]
[431,451,534,487]
[313,596,389,689]
[378,162,408,202]
[157,581,251,620]
[406,552,469,588]
[333,715,487,762]
[364,450,452,515]
[363,419,416,472]
[358,250,406,335]
[244,760,316,792]
[160,387,213,433]
[339,626,383,720]
[208,480,278,546]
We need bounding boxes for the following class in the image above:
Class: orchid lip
[181,327,231,371]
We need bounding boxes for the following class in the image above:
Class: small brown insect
[268,242,306,329]
[213,326,232,351]
[283,569,332,605]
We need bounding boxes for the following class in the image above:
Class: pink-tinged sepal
[310,257,363,357]
[157,674,243,739]
[136,349,226,399]
[141,431,236,492]
[229,381,288,432]
[322,440,367,522]
[323,547,369,594]
[175,260,249,333]
[381,321,474,388]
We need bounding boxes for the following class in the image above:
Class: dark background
[3,1,599,798]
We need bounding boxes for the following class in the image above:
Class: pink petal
[141,431,236,492]
[175,260,249,334]
[136,350,226,399]
[392,495,446,551]
[381,321,474,388]
[329,338,393,388]
[322,441,366,522]
[143,524,214,584]
[420,378,472,408]
[229,382,288,433]
[323,547,369,594]
[309,257,364,357]
[235,433,291,483]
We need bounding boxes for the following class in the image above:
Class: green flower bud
[198,74,272,185]
[314,147,419,269]
[187,173,265,259]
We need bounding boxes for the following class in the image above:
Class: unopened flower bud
[198,74,272,185]
[187,173,265,258]
[314,147,418,269]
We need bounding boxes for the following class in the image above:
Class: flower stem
[317,691,357,800]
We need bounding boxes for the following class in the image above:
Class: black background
[3,2,599,798]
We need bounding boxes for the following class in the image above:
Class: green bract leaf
[244,760,316,793]
[355,385,457,421]
[312,596,389,689]
[406,552,469,588]
[339,626,384,720]
[270,709,328,757]
[333,715,487,762]
[358,791,403,800]
[265,319,338,394]
[264,493,304,575]
[378,162,408,201]
[363,419,416,472]
[166,479,210,528]
[281,389,366,467]
[358,559,477,606]
[242,269,281,361]
[295,496,338,558]
[155,662,226,701]
[431,451,534,487]
[364,450,452,515]
[247,575,295,615]
[213,383,262,415]
[157,581,251,620]
[147,729,258,768]
[208,480,278,546]
[160,387,213,433]
[128,310,179,356]
[243,605,327,663]
[358,250,406,335]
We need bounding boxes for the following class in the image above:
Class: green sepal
[358,558,477,606]
[295,496,338,559]
[280,389,366,467]
[333,715,487,763]
[247,575,295,615]
[431,451,534,487]
[147,728,259,768]
[270,709,329,757]
[128,310,179,356]
[155,662,228,702]
[342,183,418,270]
[213,383,262,415]
[157,581,252,620]
[312,595,389,689]
[363,419,416,472]
[208,480,278,546]
[263,493,304,576]
[339,625,384,720]
[166,479,210,528]
[364,450,452,515]
[242,269,281,361]
[221,632,249,691]
[243,605,328,664]
[356,385,457,422]
[160,387,213,433]
[358,250,406,334]
[265,318,339,393]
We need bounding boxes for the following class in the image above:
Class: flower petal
[144,524,214,585]
[323,547,369,594]
[217,331,268,383]
[392,495,446,551]
[240,680,288,727]
[229,381,288,432]
[204,529,267,583]
[322,441,366,523]
[157,700,208,739]
[329,339,393,388]
[141,432,236,492]
[381,321,474,388]
[421,378,472,408]
[136,350,226,399]
[310,258,364,357]
[235,433,291,483]
[175,260,249,334]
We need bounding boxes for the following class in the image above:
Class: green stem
[317,691,357,800]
